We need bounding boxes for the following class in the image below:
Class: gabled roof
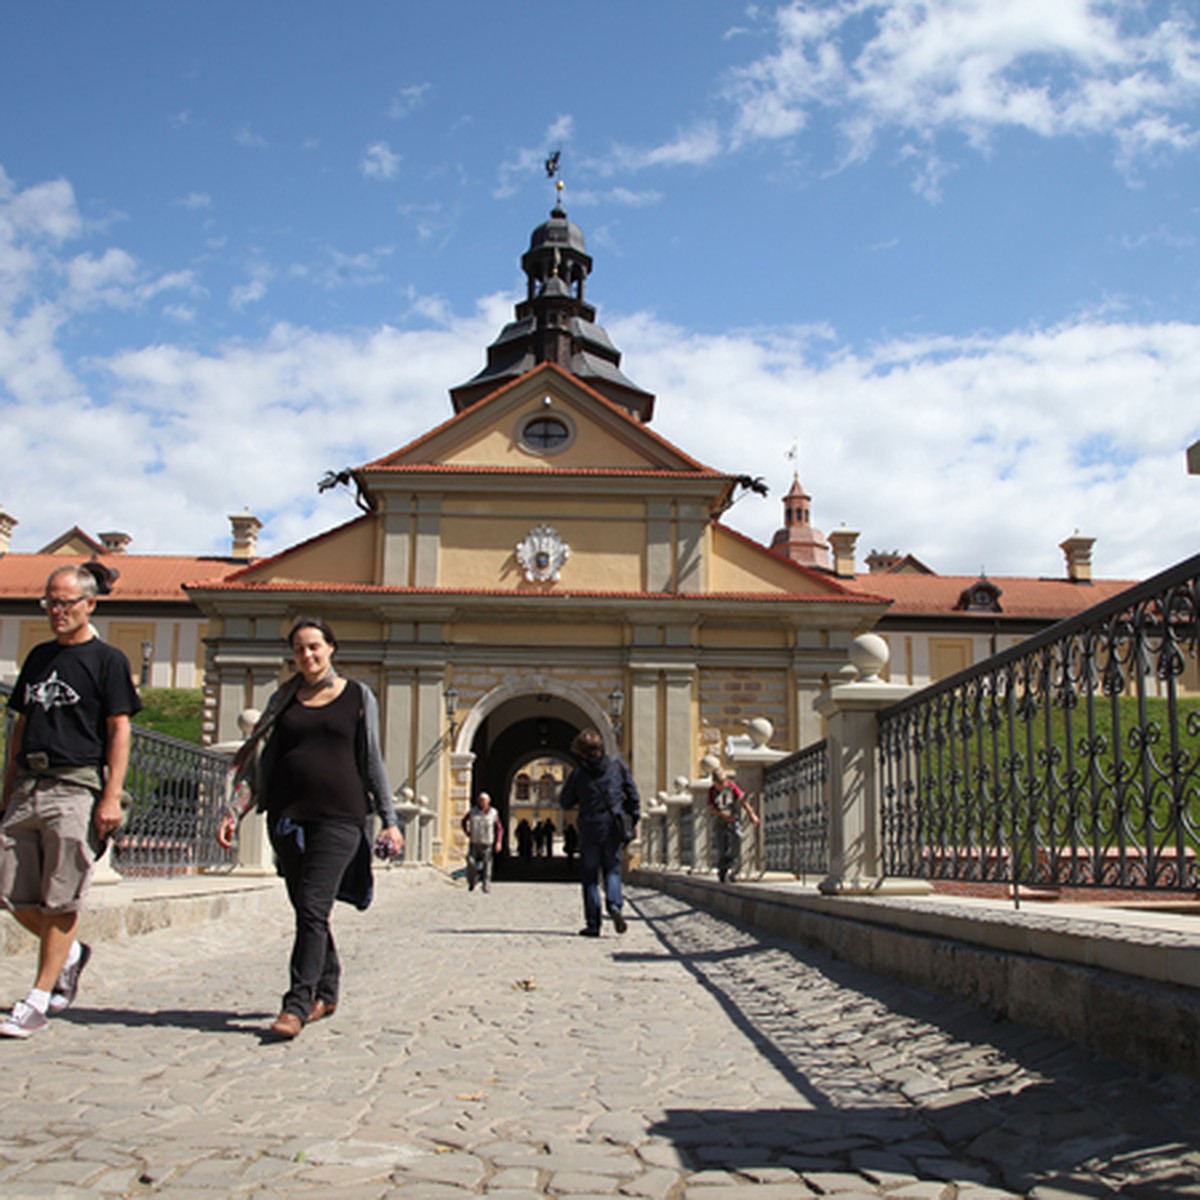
[0,553,248,602]
[364,363,714,478]
[37,527,106,556]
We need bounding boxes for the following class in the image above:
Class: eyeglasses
[40,596,87,612]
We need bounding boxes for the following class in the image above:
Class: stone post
[211,708,274,876]
[645,795,668,866]
[688,776,712,873]
[418,796,436,865]
[815,635,931,896]
[394,786,422,865]
[660,777,692,869]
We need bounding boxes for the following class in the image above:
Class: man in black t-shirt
[0,564,141,1038]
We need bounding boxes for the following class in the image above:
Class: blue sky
[3,0,1200,580]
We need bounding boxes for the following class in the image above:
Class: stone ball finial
[849,633,889,681]
[699,753,720,776]
[673,774,690,792]
[743,717,773,748]
[399,785,416,803]
[237,708,260,738]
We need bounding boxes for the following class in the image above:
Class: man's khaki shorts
[0,775,102,913]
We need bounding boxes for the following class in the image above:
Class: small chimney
[866,549,902,574]
[98,531,131,555]
[828,526,859,579]
[1060,532,1095,584]
[0,506,17,557]
[229,510,262,561]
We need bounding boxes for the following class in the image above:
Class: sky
[3,0,1200,582]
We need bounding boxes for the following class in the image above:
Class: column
[814,635,930,896]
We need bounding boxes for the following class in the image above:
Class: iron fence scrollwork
[878,552,1200,893]
[2,682,236,877]
[762,739,829,879]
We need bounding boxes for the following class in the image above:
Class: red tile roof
[0,554,247,602]
[838,571,1137,620]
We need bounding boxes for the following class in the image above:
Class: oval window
[521,415,571,452]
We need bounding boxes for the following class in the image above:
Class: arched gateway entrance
[453,679,618,881]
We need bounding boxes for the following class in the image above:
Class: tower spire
[769,452,831,571]
[449,197,656,421]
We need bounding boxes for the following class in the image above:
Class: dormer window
[956,577,1003,613]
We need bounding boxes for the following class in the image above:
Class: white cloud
[234,123,268,149]
[723,0,1200,191]
[615,311,1200,580]
[2,164,1198,585]
[174,192,212,210]
[361,141,401,180]
[229,262,275,311]
[597,124,724,174]
[389,83,431,119]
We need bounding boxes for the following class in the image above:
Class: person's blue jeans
[578,830,623,931]
[271,819,360,1020]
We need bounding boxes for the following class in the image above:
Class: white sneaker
[48,943,92,1014]
[0,1001,49,1039]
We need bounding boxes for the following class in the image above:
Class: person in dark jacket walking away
[559,728,639,937]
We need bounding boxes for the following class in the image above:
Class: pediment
[364,364,708,476]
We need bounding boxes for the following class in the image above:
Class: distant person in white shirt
[462,792,502,893]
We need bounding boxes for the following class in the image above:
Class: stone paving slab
[0,871,1198,1197]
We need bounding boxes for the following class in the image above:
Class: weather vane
[544,148,564,204]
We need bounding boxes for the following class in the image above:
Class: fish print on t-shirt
[26,671,81,712]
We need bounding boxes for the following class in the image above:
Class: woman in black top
[219,617,402,1039]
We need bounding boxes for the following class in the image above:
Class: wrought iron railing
[2,682,235,877]
[879,552,1200,891]
[762,739,829,878]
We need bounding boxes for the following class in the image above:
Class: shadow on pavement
[627,887,1200,1196]
[60,1006,275,1038]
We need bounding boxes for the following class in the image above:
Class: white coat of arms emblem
[516,524,570,583]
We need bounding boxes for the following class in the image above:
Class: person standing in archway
[462,791,502,893]
[559,728,639,937]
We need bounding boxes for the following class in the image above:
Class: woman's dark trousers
[273,820,360,1020]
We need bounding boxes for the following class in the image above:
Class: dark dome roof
[529,205,586,254]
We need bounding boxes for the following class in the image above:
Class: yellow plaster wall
[698,626,791,650]
[441,497,644,520]
[709,527,836,596]
[241,520,377,585]
[450,620,623,648]
[438,513,644,591]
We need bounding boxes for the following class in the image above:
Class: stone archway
[455,677,610,881]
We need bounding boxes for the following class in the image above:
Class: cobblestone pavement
[1,871,1199,1199]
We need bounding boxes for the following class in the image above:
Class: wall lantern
[607,684,625,737]
[444,684,460,738]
